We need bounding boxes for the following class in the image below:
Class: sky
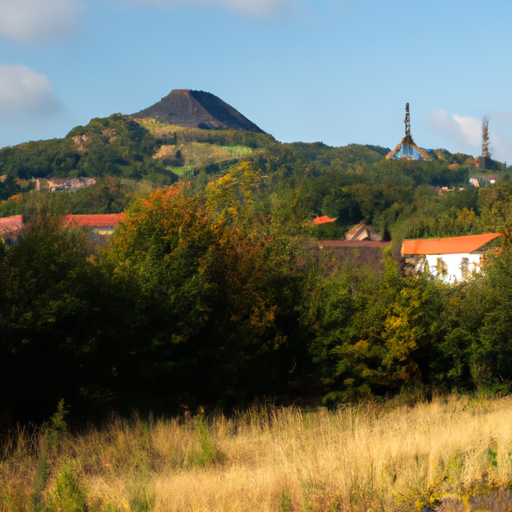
[1,0,512,162]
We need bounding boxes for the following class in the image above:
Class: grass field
[154,142,252,173]
[2,395,512,511]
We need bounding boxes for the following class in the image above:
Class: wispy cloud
[425,110,480,156]
[113,0,292,18]
[0,64,60,115]
[426,109,512,162]
[0,0,85,43]
[451,114,481,147]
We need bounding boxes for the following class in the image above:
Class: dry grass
[2,395,512,511]
[153,142,252,169]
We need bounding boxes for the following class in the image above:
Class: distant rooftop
[401,233,501,256]
[313,215,336,226]
[63,214,124,228]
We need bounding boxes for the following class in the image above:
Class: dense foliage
[3,121,512,425]
[2,162,512,426]
[0,115,176,188]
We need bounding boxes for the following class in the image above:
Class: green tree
[0,217,116,423]
[105,172,309,409]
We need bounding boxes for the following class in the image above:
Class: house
[0,215,24,244]
[63,214,124,245]
[345,221,383,242]
[63,214,124,234]
[401,233,501,282]
[468,175,498,187]
[47,177,96,192]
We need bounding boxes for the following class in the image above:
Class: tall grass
[2,395,512,511]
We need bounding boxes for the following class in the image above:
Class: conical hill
[132,89,264,133]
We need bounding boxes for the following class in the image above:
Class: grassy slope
[2,395,512,511]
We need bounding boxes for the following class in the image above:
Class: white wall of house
[422,253,482,283]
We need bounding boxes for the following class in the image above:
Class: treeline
[306,247,512,404]
[2,163,512,427]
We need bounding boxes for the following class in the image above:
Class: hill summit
[131,89,264,133]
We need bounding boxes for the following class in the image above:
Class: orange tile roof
[313,215,336,225]
[0,215,23,235]
[401,233,501,256]
[63,213,124,228]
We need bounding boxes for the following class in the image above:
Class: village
[0,103,505,285]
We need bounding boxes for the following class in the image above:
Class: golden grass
[153,142,252,170]
[2,396,512,511]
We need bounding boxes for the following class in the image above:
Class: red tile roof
[63,213,124,228]
[0,215,23,235]
[313,215,336,225]
[401,233,501,256]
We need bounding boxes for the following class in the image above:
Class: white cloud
[0,64,59,115]
[451,114,481,147]
[426,109,480,156]
[114,0,292,17]
[426,109,512,162]
[0,0,85,43]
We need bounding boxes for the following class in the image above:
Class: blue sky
[1,0,512,162]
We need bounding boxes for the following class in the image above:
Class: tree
[0,217,116,423]
[306,253,450,404]
[104,169,309,409]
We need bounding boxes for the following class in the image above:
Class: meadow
[2,394,512,512]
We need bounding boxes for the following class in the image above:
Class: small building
[401,233,501,283]
[468,175,498,187]
[345,221,383,242]
[0,215,23,245]
[47,177,96,192]
[63,214,124,245]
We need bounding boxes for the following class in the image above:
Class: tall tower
[479,116,492,170]
[404,102,411,137]
[482,116,491,162]
[386,103,429,161]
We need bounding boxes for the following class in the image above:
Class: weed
[48,462,87,512]
[31,400,69,512]
[279,490,294,512]
[187,411,225,467]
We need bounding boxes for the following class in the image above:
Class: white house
[401,233,501,283]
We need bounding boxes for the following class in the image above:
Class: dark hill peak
[131,89,264,133]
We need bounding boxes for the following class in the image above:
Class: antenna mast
[481,116,491,170]
[404,102,411,137]
[482,116,491,159]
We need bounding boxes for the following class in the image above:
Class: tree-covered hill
[0,115,171,184]
[1,109,511,241]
